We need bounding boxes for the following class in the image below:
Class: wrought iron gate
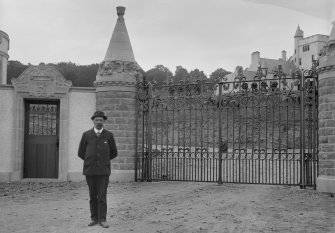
[136,65,318,188]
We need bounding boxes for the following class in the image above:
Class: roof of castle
[259,58,297,74]
[225,58,298,82]
[294,25,304,38]
[224,67,256,81]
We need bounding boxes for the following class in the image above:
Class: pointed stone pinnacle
[103,6,135,62]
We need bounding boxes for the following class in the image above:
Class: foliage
[7,60,28,83]
[150,101,304,149]
[189,68,208,81]
[173,66,189,83]
[7,60,232,88]
[7,61,99,87]
[209,68,231,82]
[49,62,99,87]
[173,67,210,83]
[145,65,173,86]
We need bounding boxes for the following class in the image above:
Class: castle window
[299,58,302,65]
[303,44,310,52]
[295,49,296,54]
[312,54,314,61]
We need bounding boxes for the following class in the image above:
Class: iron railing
[136,64,318,188]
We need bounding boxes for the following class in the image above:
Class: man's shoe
[99,221,109,228]
[88,220,98,226]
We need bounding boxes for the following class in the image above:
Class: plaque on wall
[28,76,56,97]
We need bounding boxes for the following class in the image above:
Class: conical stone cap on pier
[95,6,141,91]
[327,21,335,49]
[103,6,135,62]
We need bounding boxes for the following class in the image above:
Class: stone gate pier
[94,6,141,182]
[317,22,335,193]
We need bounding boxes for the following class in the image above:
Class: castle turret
[0,30,9,84]
[249,51,260,70]
[294,25,304,38]
[294,25,303,68]
[281,50,287,61]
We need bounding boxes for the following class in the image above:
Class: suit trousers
[85,175,109,222]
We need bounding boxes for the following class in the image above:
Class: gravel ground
[0,181,334,233]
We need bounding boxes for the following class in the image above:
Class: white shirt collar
[94,128,103,134]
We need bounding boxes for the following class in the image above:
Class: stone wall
[0,84,97,182]
[0,85,14,181]
[298,35,327,70]
[67,87,96,181]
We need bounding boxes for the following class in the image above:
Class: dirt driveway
[0,181,334,233]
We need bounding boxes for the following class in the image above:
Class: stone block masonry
[317,55,335,193]
[95,84,137,181]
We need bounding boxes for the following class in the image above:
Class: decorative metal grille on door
[28,104,58,135]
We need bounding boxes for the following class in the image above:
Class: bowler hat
[91,111,107,120]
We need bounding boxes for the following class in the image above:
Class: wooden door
[24,100,59,178]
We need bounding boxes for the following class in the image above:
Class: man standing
[78,111,117,228]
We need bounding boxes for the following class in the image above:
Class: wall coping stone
[0,84,14,90]
[70,87,96,92]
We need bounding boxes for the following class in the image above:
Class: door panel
[24,101,59,178]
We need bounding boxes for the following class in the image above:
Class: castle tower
[0,30,9,84]
[249,51,260,71]
[294,25,303,68]
[281,50,287,61]
[95,6,141,182]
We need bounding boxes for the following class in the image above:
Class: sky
[0,0,334,76]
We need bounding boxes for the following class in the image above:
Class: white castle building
[291,25,329,70]
[217,23,334,95]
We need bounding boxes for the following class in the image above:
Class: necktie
[96,132,101,137]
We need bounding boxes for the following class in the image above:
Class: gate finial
[117,6,125,17]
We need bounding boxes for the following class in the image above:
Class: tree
[145,65,173,86]
[7,60,28,83]
[173,66,189,83]
[51,62,78,84]
[189,68,208,81]
[209,68,231,82]
[7,60,100,87]
[50,62,99,87]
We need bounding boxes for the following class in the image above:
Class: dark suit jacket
[78,128,118,176]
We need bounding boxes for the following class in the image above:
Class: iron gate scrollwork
[136,64,319,188]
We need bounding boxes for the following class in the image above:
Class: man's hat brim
[91,115,107,120]
[91,111,107,120]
